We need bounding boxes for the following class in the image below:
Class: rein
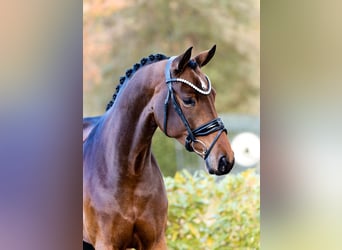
[163,57,227,159]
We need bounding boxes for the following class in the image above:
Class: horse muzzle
[207,155,235,176]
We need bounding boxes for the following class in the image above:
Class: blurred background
[83,0,260,176]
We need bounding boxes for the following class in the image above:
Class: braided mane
[106,53,169,111]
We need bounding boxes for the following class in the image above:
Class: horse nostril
[218,156,233,175]
[218,156,228,172]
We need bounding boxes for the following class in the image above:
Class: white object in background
[231,132,260,167]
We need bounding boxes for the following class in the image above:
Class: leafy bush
[165,169,260,249]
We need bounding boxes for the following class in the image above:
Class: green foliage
[165,169,260,249]
[152,129,205,177]
[151,130,177,177]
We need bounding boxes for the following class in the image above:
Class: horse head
[153,45,235,175]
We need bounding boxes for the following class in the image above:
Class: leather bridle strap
[165,82,196,142]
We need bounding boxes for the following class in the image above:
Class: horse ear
[174,46,193,73]
[194,44,216,67]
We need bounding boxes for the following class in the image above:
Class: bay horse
[83,45,235,250]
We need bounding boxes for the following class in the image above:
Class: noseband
[163,57,227,160]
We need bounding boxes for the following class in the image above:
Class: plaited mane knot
[140,58,148,65]
[119,76,126,84]
[188,60,197,69]
[106,101,113,110]
[133,63,140,71]
[126,69,133,78]
[156,54,164,60]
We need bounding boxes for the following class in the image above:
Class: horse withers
[83,45,234,250]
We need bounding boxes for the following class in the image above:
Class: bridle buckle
[191,139,208,158]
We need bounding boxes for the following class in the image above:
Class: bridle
[163,57,227,160]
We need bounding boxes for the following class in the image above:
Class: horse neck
[100,64,163,176]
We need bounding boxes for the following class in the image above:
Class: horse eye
[182,98,195,107]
